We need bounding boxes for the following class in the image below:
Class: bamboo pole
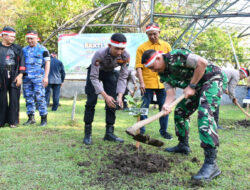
[71,92,77,121]
[135,115,140,149]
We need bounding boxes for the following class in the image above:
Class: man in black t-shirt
[0,26,25,128]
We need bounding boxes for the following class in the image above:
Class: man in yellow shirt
[135,23,172,139]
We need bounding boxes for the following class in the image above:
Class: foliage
[14,0,92,51]
[154,1,250,68]
[125,95,143,117]
[193,26,249,67]
[154,1,184,46]
[5,0,121,52]
[0,0,21,29]
[93,0,120,7]
[1,0,250,66]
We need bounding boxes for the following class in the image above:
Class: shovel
[126,94,185,147]
[235,100,250,118]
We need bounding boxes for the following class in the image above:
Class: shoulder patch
[95,60,100,66]
[117,58,129,64]
[117,59,125,64]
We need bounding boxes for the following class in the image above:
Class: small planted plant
[124,95,147,117]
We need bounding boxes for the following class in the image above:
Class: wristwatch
[189,83,197,89]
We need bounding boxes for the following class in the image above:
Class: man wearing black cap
[83,33,129,145]
[0,26,25,128]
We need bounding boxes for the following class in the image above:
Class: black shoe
[23,114,36,125]
[164,136,191,155]
[217,125,224,130]
[192,147,221,181]
[40,115,47,127]
[103,125,124,143]
[161,132,173,140]
[83,124,92,145]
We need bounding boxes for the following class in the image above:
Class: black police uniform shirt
[89,47,130,95]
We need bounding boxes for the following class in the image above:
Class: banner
[58,33,148,75]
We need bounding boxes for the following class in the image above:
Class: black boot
[192,147,221,181]
[103,125,124,143]
[23,114,36,125]
[164,136,191,155]
[40,115,47,127]
[83,124,92,145]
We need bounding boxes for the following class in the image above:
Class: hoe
[126,95,185,147]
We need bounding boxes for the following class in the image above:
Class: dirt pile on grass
[78,144,203,188]
[108,151,172,175]
[235,120,250,128]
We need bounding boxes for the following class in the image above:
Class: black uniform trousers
[214,106,220,126]
[84,67,117,125]
[0,69,20,127]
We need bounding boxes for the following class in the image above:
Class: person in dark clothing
[0,26,25,128]
[83,33,129,145]
[45,53,65,111]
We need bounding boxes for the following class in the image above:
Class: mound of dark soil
[235,120,250,128]
[78,144,202,188]
[108,151,172,175]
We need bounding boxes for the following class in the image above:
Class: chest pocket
[168,66,193,80]
[101,57,114,71]
[33,51,43,64]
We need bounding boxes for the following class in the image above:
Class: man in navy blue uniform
[0,26,25,128]
[22,31,50,126]
[83,33,129,145]
[45,53,65,111]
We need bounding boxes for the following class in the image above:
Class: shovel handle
[235,101,250,117]
[127,94,185,134]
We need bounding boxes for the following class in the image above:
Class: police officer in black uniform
[0,26,25,128]
[83,33,130,145]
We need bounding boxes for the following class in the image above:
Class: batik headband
[25,33,38,38]
[144,51,163,67]
[240,68,249,77]
[1,31,16,37]
[146,25,160,32]
[109,40,127,48]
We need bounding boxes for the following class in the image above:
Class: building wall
[61,80,249,105]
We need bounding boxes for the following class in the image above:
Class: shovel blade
[133,134,164,147]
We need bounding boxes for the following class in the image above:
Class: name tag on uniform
[117,59,128,64]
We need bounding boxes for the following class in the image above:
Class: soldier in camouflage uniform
[83,33,129,145]
[141,49,227,181]
[22,31,50,126]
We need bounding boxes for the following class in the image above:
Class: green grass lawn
[0,95,249,190]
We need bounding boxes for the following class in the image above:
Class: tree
[193,26,249,67]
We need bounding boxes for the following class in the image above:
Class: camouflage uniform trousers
[23,76,47,116]
[174,77,225,148]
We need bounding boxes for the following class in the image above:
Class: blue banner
[58,33,148,74]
